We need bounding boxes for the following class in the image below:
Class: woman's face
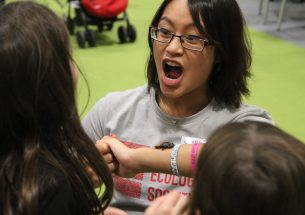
[153,0,215,101]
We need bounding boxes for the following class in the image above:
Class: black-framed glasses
[150,26,210,52]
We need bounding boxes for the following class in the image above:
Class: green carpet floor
[6,0,305,142]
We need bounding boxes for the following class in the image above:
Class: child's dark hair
[191,121,305,215]
[0,2,112,214]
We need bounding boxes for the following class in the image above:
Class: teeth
[166,61,180,67]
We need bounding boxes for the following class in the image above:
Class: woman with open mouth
[83,0,274,214]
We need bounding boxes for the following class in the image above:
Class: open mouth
[163,61,183,80]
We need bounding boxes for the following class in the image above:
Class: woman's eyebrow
[159,16,174,26]
[159,16,196,29]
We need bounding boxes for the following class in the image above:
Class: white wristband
[171,144,182,176]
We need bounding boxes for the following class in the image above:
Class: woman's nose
[165,36,184,55]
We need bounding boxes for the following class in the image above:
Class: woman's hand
[145,190,190,215]
[96,136,138,178]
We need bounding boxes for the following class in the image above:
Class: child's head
[191,121,305,215]
[146,0,251,108]
[0,2,112,214]
[0,1,76,141]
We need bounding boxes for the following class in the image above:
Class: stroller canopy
[82,0,128,18]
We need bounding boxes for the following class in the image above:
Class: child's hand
[104,206,128,215]
[96,137,118,175]
[96,136,138,178]
[145,190,190,215]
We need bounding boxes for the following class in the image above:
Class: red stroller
[66,0,137,48]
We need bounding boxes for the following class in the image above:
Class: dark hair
[146,0,251,108]
[0,2,112,215]
[191,121,305,215]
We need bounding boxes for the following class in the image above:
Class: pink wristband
[190,143,200,175]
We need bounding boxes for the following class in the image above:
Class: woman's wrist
[133,147,172,174]
[190,144,200,175]
[125,148,149,174]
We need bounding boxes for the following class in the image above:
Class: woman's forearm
[130,144,203,177]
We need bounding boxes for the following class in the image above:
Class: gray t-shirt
[83,85,273,215]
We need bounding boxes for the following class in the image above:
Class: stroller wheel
[107,23,113,31]
[118,26,128,43]
[85,29,96,47]
[76,31,86,48]
[127,25,137,43]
